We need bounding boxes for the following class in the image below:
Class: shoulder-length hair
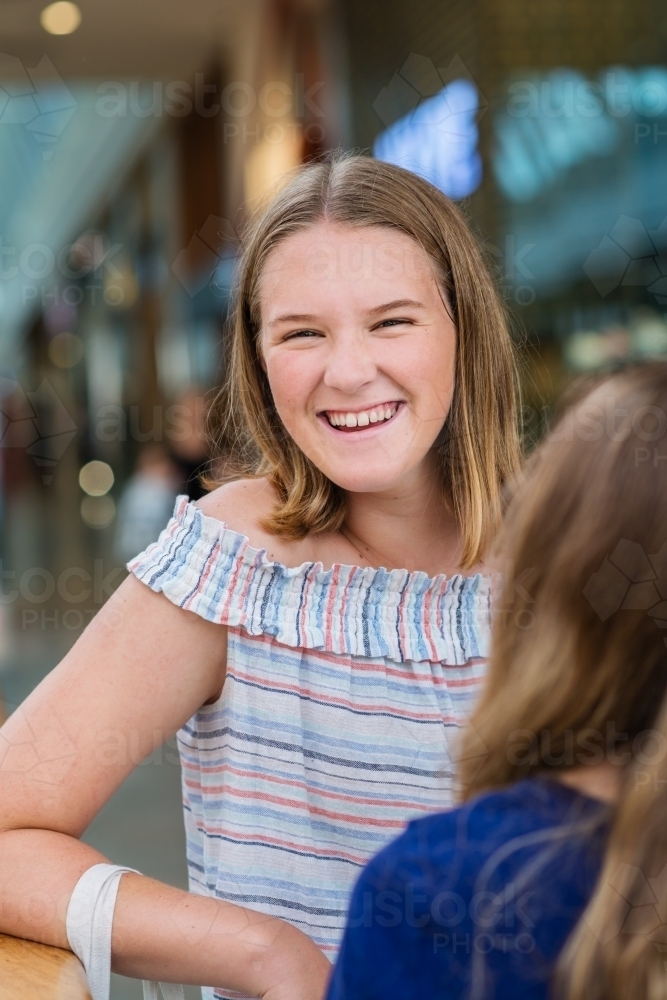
[208,153,520,569]
[458,362,667,1000]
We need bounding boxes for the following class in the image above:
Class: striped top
[129,495,491,1000]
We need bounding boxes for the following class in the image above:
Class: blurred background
[1,0,667,994]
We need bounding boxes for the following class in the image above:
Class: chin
[323,467,405,494]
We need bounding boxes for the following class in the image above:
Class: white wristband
[66,863,184,1000]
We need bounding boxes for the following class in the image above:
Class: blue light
[492,67,667,203]
[373,79,482,199]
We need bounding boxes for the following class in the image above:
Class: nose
[323,333,377,394]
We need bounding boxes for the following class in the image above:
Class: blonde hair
[458,362,667,999]
[209,153,520,568]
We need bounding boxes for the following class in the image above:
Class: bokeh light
[40,2,82,35]
[374,79,482,199]
[48,332,84,368]
[79,460,114,497]
[81,494,116,529]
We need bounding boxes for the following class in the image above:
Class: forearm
[0,829,331,997]
[114,873,328,994]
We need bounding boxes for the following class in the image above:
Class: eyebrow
[267,299,426,327]
[367,298,425,316]
[268,313,318,327]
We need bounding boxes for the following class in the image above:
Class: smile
[321,401,403,432]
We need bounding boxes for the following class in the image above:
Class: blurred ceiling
[0,0,241,79]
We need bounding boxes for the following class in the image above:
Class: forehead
[258,221,441,310]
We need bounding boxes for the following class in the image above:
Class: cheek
[423,350,456,419]
[388,333,456,420]
[264,351,321,423]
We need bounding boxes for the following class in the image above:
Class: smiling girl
[0,155,520,1000]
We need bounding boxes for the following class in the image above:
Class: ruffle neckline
[128,495,491,664]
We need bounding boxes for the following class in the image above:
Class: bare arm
[0,575,330,998]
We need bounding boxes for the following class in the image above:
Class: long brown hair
[458,362,667,999]
[208,152,520,569]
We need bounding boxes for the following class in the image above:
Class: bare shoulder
[196,478,300,562]
[196,478,357,568]
[196,478,277,536]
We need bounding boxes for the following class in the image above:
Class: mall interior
[1,0,667,994]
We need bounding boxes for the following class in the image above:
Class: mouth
[318,401,404,433]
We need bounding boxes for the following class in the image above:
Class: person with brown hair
[0,154,519,1000]
[326,362,667,1000]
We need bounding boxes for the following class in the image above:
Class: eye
[284,329,323,340]
[377,317,412,329]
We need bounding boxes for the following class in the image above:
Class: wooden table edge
[0,932,91,999]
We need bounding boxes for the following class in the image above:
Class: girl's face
[259,221,457,494]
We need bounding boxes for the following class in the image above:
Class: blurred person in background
[327,362,667,1000]
[0,154,520,1000]
[168,388,211,501]
[114,446,180,565]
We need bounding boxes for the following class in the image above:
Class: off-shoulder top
[129,496,491,1000]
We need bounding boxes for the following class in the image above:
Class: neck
[555,760,622,805]
[342,454,464,576]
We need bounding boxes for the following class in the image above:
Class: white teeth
[326,403,399,429]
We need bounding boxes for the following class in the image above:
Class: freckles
[399,337,454,423]
[389,333,453,386]
[267,352,306,387]
[265,352,320,423]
